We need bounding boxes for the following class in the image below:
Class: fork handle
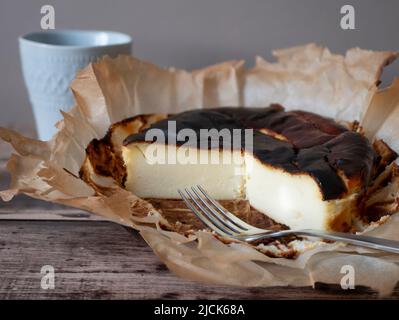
[287,229,399,254]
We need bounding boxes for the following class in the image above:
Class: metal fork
[178,185,399,254]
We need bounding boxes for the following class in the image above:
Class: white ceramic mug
[19,30,132,140]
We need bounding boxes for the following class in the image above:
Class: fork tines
[178,185,251,237]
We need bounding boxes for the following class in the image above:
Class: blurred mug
[19,30,132,140]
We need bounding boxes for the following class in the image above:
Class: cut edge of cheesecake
[121,141,359,231]
[80,107,381,233]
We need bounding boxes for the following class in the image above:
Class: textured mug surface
[19,30,132,140]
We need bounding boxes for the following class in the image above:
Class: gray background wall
[0,0,398,136]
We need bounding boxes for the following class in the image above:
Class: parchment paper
[1,44,399,296]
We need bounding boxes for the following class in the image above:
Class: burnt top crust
[124,105,376,201]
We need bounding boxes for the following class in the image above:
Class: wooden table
[0,145,398,299]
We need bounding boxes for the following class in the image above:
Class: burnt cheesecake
[83,105,376,231]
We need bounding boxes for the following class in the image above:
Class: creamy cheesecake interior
[123,143,245,200]
[122,141,360,231]
[83,105,377,232]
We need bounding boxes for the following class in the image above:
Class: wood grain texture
[1,148,399,299]
[0,220,398,300]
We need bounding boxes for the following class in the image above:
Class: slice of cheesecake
[82,105,375,232]
[122,143,245,200]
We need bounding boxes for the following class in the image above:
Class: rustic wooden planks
[1,149,399,299]
[1,220,397,299]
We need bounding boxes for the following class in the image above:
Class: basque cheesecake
[81,105,376,232]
